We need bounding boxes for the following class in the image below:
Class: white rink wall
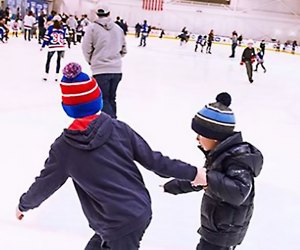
[54,0,300,41]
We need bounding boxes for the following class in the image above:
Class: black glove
[163,179,203,195]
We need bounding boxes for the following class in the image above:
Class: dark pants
[38,26,46,44]
[230,43,237,57]
[245,61,253,81]
[45,51,64,74]
[206,42,212,53]
[255,63,266,71]
[197,239,236,250]
[139,35,147,46]
[71,29,77,44]
[24,29,31,41]
[94,73,122,119]
[84,219,150,250]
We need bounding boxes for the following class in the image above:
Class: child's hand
[192,168,207,187]
[16,207,24,220]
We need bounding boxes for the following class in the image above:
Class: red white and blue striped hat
[191,92,236,141]
[60,63,103,118]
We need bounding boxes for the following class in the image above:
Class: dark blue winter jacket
[18,113,197,241]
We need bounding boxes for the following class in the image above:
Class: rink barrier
[5,29,299,56]
[127,28,300,56]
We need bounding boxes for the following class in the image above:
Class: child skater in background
[12,18,19,37]
[195,34,202,52]
[195,35,207,53]
[254,48,266,73]
[41,19,66,81]
[240,39,256,83]
[162,92,263,250]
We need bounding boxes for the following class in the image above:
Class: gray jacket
[82,17,127,75]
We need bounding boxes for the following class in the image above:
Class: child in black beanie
[163,92,263,250]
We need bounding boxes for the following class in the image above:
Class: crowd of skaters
[0,7,91,46]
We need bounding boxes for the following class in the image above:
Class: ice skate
[55,73,59,82]
[42,73,49,82]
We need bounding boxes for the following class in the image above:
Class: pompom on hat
[191,92,236,141]
[60,62,103,118]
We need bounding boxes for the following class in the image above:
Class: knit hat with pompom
[60,62,103,118]
[191,92,236,141]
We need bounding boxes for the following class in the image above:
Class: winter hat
[60,62,103,118]
[52,15,62,22]
[191,92,235,141]
[96,5,110,17]
[247,39,254,45]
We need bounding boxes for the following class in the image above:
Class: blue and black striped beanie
[191,92,235,141]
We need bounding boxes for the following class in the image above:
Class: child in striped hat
[16,63,206,250]
[163,92,263,250]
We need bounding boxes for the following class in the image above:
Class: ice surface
[0,35,299,249]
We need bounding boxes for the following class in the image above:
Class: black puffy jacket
[200,132,263,247]
[163,132,263,247]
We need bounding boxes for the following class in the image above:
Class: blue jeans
[84,218,151,250]
[94,74,122,119]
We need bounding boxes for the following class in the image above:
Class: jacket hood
[208,132,263,177]
[95,17,114,30]
[63,113,113,150]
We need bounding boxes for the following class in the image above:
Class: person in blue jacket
[163,92,263,250]
[139,20,150,47]
[16,63,206,250]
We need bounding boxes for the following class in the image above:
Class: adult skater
[41,19,66,81]
[139,20,150,47]
[82,5,127,119]
[206,29,214,54]
[16,62,206,250]
[163,92,263,250]
[254,48,266,73]
[229,31,238,58]
[23,10,36,41]
[291,40,297,54]
[37,12,46,44]
[240,39,256,83]
[135,22,142,38]
[260,39,266,54]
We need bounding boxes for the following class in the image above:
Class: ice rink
[1,35,300,250]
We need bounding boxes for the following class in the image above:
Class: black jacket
[19,113,197,241]
[242,47,256,62]
[164,132,263,247]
